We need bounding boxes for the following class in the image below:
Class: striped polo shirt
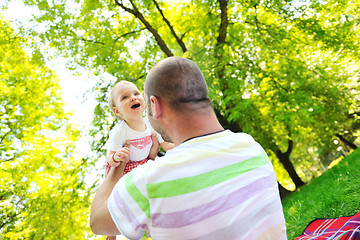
[108,130,287,240]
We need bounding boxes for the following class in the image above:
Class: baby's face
[113,82,145,121]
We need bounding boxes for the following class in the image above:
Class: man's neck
[168,112,224,145]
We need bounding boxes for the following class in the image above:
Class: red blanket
[295,211,360,240]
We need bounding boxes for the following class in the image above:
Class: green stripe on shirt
[147,152,269,198]
[125,173,151,218]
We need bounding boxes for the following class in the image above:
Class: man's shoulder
[183,130,257,146]
[227,130,254,139]
[220,130,259,145]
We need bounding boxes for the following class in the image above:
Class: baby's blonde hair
[108,80,134,120]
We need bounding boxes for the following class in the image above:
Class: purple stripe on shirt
[152,175,275,228]
[112,187,149,233]
[189,200,283,240]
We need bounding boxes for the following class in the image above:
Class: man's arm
[90,143,130,235]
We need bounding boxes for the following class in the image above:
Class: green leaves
[15,0,359,197]
[0,15,93,239]
[0,0,358,237]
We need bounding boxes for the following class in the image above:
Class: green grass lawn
[282,148,360,239]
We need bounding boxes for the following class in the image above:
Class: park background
[0,0,359,239]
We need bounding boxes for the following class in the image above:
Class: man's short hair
[145,57,212,112]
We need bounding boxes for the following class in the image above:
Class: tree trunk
[214,106,242,133]
[336,134,358,150]
[278,182,292,199]
[276,140,305,189]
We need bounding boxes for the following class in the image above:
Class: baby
[104,80,174,240]
[105,80,174,176]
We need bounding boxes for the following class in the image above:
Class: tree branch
[0,129,12,144]
[0,203,20,229]
[336,134,358,150]
[80,38,105,45]
[0,156,16,163]
[152,0,187,53]
[114,0,173,57]
[113,28,146,42]
[180,30,189,41]
[216,0,229,47]
[285,139,293,156]
[349,111,360,117]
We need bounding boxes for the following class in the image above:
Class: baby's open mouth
[131,103,141,109]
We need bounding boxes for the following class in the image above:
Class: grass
[282,148,360,239]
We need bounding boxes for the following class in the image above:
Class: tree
[0,15,93,239]
[18,0,360,192]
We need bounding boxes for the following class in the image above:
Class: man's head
[145,57,211,111]
[144,57,212,141]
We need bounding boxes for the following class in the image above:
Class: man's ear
[150,96,162,120]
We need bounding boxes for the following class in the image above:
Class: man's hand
[90,140,131,235]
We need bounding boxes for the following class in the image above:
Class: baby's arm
[107,140,131,167]
[148,133,175,160]
[148,133,160,160]
[160,141,175,151]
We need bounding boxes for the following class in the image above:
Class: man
[90,57,287,239]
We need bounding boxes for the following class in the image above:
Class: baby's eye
[121,95,128,100]
[135,92,140,96]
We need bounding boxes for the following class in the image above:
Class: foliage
[0,0,359,238]
[15,0,360,189]
[282,148,360,239]
[0,15,93,239]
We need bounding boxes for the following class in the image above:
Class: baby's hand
[112,140,131,166]
[148,132,160,160]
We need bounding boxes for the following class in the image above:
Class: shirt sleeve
[107,168,151,239]
[105,121,125,153]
